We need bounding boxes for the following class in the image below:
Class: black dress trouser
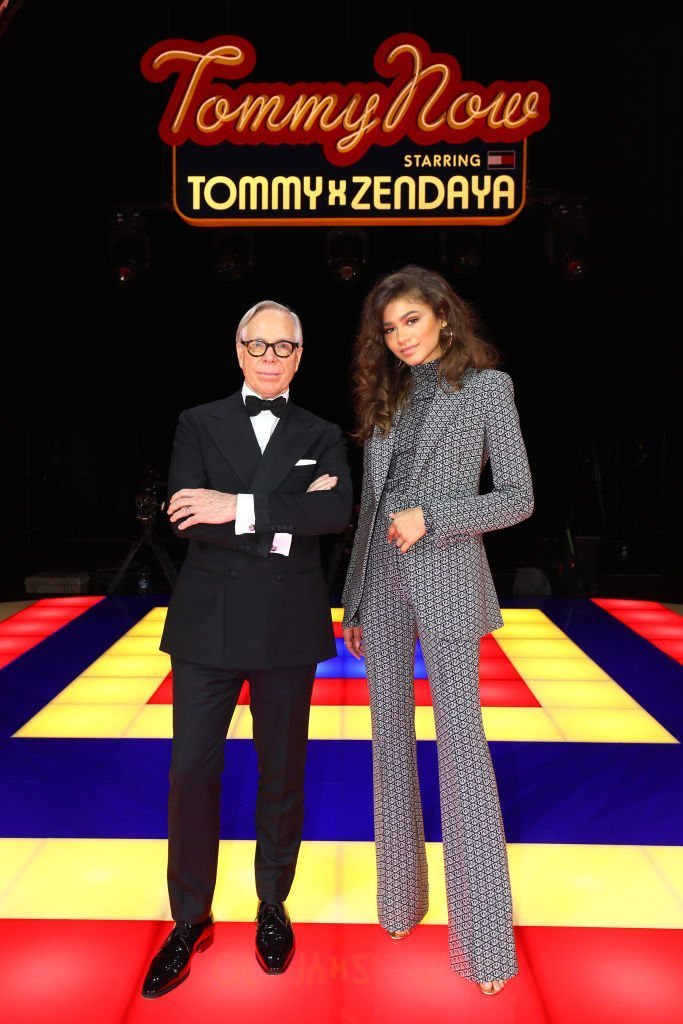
[167,655,316,923]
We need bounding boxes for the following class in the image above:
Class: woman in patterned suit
[341,264,533,996]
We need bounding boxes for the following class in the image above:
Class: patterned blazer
[341,368,534,638]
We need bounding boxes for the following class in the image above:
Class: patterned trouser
[359,517,518,981]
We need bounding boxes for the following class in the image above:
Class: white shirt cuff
[235,496,291,556]
[271,532,292,556]
[235,493,256,535]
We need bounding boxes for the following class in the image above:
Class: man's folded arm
[253,429,353,536]
[167,410,272,557]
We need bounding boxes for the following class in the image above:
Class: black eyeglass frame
[240,339,300,358]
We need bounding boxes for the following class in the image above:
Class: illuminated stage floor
[0,596,681,1023]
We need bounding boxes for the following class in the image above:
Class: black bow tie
[245,395,287,418]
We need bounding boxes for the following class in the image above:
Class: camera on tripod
[134,469,166,523]
[108,469,178,594]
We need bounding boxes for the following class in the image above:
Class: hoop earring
[395,357,404,367]
[441,325,455,350]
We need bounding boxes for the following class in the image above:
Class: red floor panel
[479,679,540,706]
[147,675,173,703]
[593,598,683,666]
[518,926,683,1024]
[0,620,54,636]
[0,920,680,1024]
[148,632,536,709]
[149,674,540,708]
[0,597,104,667]
[0,919,161,1024]
[653,639,683,659]
[0,636,40,655]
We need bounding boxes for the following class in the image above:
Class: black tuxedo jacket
[160,391,353,670]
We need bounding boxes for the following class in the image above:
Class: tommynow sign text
[140,33,551,226]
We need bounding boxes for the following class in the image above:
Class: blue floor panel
[1,596,681,849]
[1,736,681,844]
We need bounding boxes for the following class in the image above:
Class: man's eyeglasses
[241,339,300,358]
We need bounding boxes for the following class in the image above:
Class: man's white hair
[235,300,303,346]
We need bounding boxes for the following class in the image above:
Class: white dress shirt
[234,384,292,556]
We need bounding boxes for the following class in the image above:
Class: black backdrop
[1,1,682,600]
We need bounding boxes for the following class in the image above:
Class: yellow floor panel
[546,708,678,743]
[645,847,683,906]
[0,839,681,928]
[14,702,676,742]
[498,609,549,624]
[493,622,565,639]
[52,677,161,704]
[0,839,169,921]
[103,637,171,654]
[135,608,168,623]
[10,605,676,743]
[507,843,683,927]
[0,839,43,903]
[505,657,611,681]
[123,705,173,738]
[480,707,565,741]
[525,679,642,710]
[13,704,143,738]
[126,621,169,636]
[74,654,170,677]
[495,638,586,657]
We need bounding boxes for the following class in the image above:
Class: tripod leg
[108,535,145,594]
[147,532,178,589]
[562,518,588,595]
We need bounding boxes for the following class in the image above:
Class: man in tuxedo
[141,300,352,998]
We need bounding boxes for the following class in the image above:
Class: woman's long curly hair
[351,264,501,441]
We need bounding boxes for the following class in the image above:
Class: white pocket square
[295,458,317,466]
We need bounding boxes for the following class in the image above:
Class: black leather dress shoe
[255,901,295,974]
[141,914,214,999]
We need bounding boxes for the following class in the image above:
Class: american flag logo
[487,151,516,169]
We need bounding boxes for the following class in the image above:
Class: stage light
[212,230,254,282]
[440,227,482,276]
[547,202,590,282]
[109,210,150,286]
[326,229,368,285]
